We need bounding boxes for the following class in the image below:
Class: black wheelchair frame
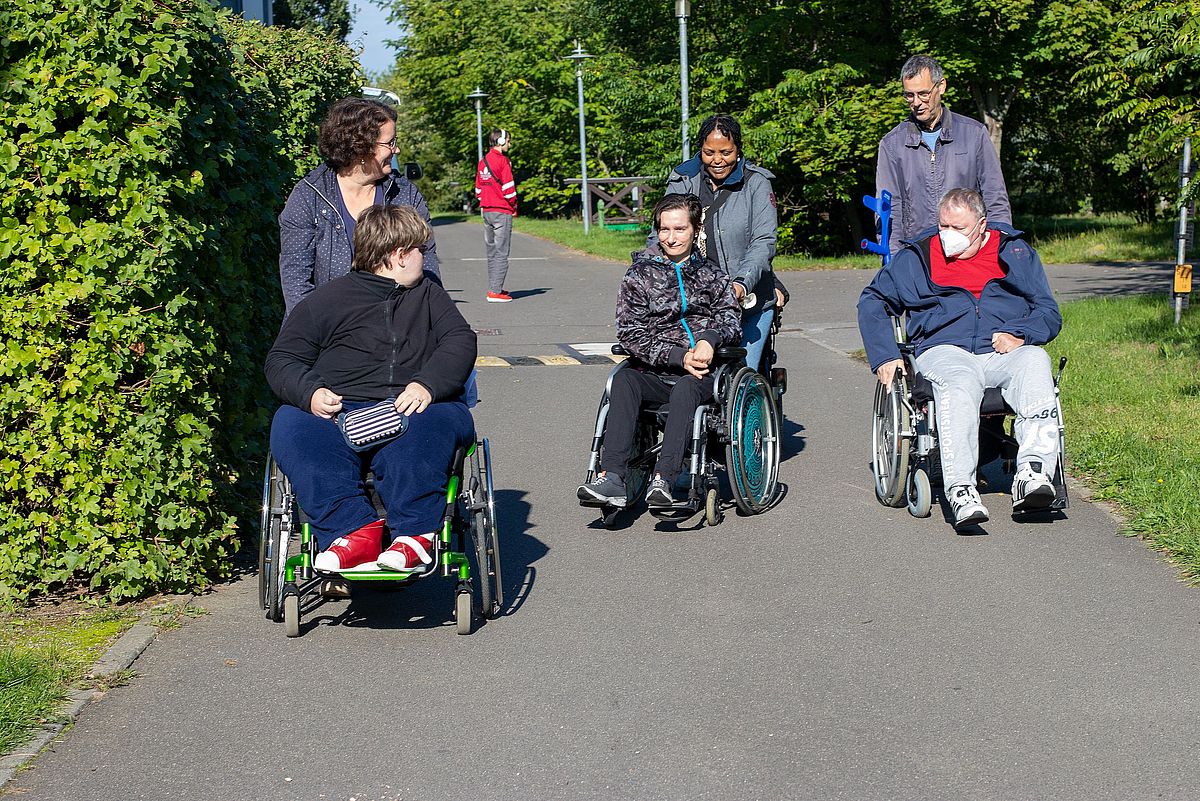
[871,318,1069,518]
[581,342,784,528]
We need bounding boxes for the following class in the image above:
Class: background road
[9,223,1197,801]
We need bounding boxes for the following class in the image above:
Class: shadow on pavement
[507,287,551,300]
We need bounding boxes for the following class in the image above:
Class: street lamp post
[564,41,593,234]
[466,87,488,163]
[676,0,691,162]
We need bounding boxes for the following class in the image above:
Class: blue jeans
[270,401,474,550]
[741,304,774,374]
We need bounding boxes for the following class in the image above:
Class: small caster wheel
[907,468,932,518]
[705,488,723,526]
[455,591,473,635]
[283,592,300,638]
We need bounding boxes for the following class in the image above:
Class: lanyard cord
[673,260,697,349]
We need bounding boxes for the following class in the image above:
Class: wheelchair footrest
[647,499,700,520]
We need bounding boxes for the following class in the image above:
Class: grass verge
[0,603,142,754]
[1017,213,1174,264]
[449,212,1174,269]
[1054,294,1200,580]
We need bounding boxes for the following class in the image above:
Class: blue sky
[347,0,403,78]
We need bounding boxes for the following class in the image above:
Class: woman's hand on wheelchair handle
[310,388,343,419]
[395,382,432,415]
[875,359,905,387]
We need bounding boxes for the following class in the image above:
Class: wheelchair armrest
[612,343,747,363]
[715,346,747,362]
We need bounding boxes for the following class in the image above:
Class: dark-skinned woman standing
[663,115,786,374]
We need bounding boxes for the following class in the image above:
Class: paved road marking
[475,354,623,368]
[459,257,549,261]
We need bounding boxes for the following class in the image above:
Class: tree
[1076,0,1200,216]
[273,0,351,41]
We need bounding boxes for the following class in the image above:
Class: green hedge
[0,0,361,600]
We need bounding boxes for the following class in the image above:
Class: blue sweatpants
[270,401,474,551]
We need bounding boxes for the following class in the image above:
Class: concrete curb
[0,595,194,789]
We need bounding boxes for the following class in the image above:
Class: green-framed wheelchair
[258,438,502,636]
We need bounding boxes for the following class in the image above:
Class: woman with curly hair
[278,97,441,317]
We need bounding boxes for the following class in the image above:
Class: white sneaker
[948,484,989,528]
[1012,461,1055,511]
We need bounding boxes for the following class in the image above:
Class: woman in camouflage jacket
[577,194,742,509]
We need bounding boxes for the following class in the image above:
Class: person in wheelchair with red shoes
[577,193,742,508]
[265,204,477,572]
[858,187,1062,529]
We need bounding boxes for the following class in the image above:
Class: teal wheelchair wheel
[724,366,781,515]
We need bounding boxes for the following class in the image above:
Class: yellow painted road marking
[532,355,581,366]
[475,356,512,368]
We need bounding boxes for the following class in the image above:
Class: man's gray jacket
[876,108,1011,255]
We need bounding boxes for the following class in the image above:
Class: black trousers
[604,369,715,483]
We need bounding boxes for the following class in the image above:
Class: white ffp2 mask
[939,228,972,257]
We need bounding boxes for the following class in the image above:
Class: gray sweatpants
[482,211,513,292]
[914,344,1060,489]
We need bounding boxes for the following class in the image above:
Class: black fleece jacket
[265,271,477,411]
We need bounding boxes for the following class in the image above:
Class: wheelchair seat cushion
[911,373,1014,417]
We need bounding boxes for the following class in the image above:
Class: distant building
[218,0,272,24]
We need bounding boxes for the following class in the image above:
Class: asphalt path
[9,223,1198,801]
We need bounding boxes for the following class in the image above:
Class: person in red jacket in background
[475,128,518,302]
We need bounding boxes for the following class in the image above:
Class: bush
[0,0,360,600]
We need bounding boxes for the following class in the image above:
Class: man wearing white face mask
[857,188,1062,529]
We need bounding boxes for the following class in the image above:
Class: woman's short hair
[695,114,743,156]
[939,187,987,220]
[352,205,432,274]
[652,194,703,232]
[318,98,397,172]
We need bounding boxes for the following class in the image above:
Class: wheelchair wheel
[704,487,723,526]
[469,439,503,619]
[724,367,781,515]
[259,456,295,622]
[455,590,473,635]
[907,468,932,518]
[872,375,911,508]
[283,590,300,638]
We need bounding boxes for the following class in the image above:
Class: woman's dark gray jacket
[663,155,777,312]
[278,164,441,317]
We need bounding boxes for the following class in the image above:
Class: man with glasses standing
[876,55,1011,256]
[475,128,518,303]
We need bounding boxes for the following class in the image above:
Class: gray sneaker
[645,475,675,508]
[948,484,989,528]
[578,472,627,506]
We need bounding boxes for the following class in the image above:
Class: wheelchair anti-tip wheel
[468,439,503,620]
[724,367,781,515]
[259,456,296,623]
[872,375,911,508]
